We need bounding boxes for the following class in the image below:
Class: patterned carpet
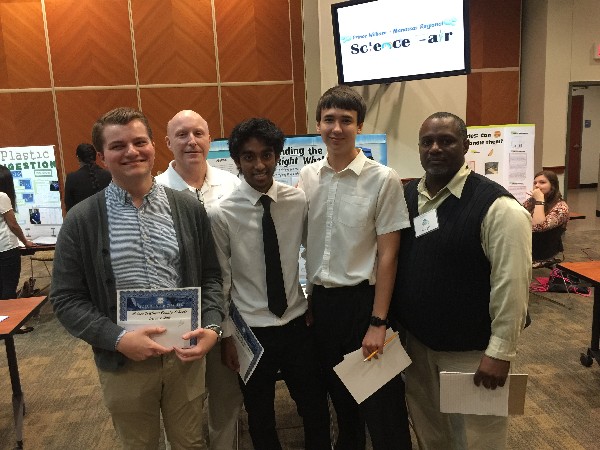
[0,228,599,449]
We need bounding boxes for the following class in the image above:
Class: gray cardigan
[50,186,224,371]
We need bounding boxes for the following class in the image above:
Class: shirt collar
[318,149,367,176]
[107,179,159,205]
[239,178,278,206]
[417,164,471,200]
[169,160,219,193]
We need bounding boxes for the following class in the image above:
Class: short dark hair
[423,112,468,140]
[228,118,285,162]
[91,107,153,153]
[316,85,367,124]
[0,165,16,210]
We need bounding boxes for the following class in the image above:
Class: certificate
[230,303,264,384]
[117,288,201,348]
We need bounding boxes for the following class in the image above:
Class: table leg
[5,336,25,448]
[591,284,600,351]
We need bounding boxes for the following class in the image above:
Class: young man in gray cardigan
[51,107,224,449]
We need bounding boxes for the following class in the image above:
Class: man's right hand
[115,327,173,361]
[221,336,240,372]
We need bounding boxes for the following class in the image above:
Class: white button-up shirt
[298,150,410,292]
[209,179,308,333]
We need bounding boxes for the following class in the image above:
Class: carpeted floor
[1,227,599,449]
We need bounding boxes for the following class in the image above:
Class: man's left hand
[473,354,510,389]
[173,327,218,362]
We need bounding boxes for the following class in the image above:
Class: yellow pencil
[363,332,399,362]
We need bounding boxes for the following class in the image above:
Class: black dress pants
[312,282,412,450]
[239,315,331,450]
[0,248,21,299]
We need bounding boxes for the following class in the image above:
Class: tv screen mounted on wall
[332,0,470,86]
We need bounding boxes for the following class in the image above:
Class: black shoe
[16,326,34,334]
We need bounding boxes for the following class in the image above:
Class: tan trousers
[98,353,205,450]
[405,333,508,450]
[204,341,244,450]
[164,342,244,450]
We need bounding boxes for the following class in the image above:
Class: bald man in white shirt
[156,110,242,450]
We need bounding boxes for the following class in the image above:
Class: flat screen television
[331,0,470,86]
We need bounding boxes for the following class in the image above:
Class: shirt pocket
[338,194,371,228]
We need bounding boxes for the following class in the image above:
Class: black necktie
[260,195,288,317]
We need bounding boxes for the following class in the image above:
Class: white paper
[117,288,201,349]
[333,329,411,404]
[440,372,510,416]
[0,315,8,323]
[32,236,57,245]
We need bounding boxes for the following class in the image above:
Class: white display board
[207,134,388,184]
[207,134,388,285]
[0,145,62,239]
[466,125,535,203]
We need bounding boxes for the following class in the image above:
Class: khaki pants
[204,341,244,450]
[405,333,508,450]
[98,353,205,450]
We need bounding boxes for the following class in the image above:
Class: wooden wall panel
[0,92,56,148]
[290,0,307,134]
[0,0,307,186]
[45,0,136,86]
[215,0,293,82]
[469,0,521,69]
[139,86,220,174]
[467,0,521,126]
[55,90,139,174]
[467,72,519,126]
[0,1,50,89]
[133,0,217,85]
[221,85,295,137]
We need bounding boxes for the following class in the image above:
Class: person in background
[64,143,112,211]
[392,112,531,449]
[213,118,331,450]
[298,85,412,450]
[0,165,34,332]
[523,170,569,268]
[51,107,224,449]
[156,109,242,450]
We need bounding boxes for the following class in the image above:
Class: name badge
[414,209,439,237]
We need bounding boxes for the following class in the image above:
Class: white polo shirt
[155,161,240,209]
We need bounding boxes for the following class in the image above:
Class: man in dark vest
[392,112,531,449]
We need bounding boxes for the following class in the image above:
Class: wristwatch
[369,315,388,327]
[204,324,223,342]
[534,200,545,205]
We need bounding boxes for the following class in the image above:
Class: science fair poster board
[466,125,535,204]
[207,133,388,185]
[0,145,62,240]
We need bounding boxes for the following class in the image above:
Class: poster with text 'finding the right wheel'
[466,125,535,204]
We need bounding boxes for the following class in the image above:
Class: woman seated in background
[523,170,569,268]
[64,143,111,211]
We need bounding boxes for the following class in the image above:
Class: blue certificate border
[118,288,200,331]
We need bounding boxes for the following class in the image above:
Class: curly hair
[228,118,284,162]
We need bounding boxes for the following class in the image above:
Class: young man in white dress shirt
[155,109,242,450]
[210,118,331,450]
[298,85,412,450]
